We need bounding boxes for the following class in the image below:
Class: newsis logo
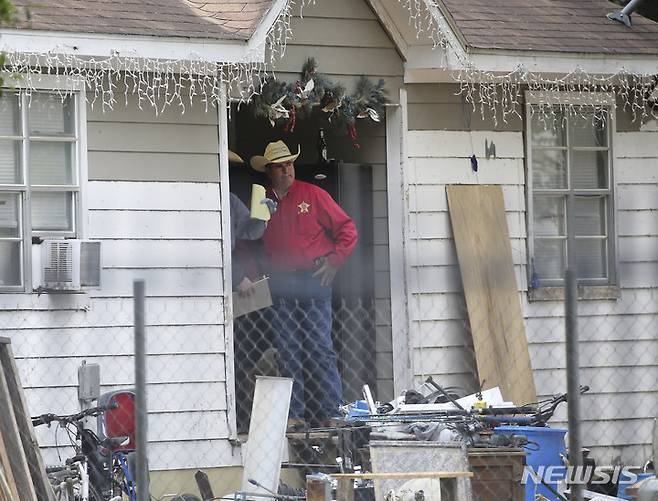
[522,466,639,486]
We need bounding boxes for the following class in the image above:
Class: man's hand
[261,198,277,215]
[311,257,338,287]
[236,277,255,297]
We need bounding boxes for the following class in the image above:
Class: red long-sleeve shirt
[263,180,358,272]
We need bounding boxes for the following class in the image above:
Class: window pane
[574,197,606,236]
[28,94,74,136]
[29,142,74,185]
[533,196,565,236]
[576,238,607,279]
[0,193,21,238]
[534,238,565,281]
[570,110,608,148]
[0,242,22,287]
[0,94,21,136]
[31,192,73,232]
[532,149,568,189]
[531,112,566,147]
[0,140,23,184]
[572,150,608,189]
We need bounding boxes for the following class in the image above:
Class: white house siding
[406,82,658,465]
[262,0,405,400]
[0,90,238,471]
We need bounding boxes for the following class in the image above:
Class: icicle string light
[2,0,657,126]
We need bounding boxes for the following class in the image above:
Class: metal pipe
[565,182,583,501]
[134,280,149,501]
[607,0,646,27]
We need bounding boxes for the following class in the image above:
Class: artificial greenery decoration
[251,58,388,145]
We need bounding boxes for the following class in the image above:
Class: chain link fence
[2,269,657,501]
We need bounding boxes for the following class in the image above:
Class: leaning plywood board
[0,352,35,501]
[0,426,19,501]
[0,338,53,501]
[446,186,537,405]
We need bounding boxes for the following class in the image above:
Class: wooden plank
[619,236,658,262]
[272,46,403,77]
[616,131,658,158]
[25,382,228,416]
[617,184,658,211]
[410,237,527,266]
[93,268,223,297]
[533,366,656,395]
[446,185,537,405]
[6,325,226,359]
[0,297,224,331]
[88,151,219,183]
[410,264,527,294]
[0,420,19,501]
[408,130,524,159]
[529,338,658,370]
[88,210,222,239]
[15,353,226,388]
[86,91,218,125]
[0,340,39,501]
[290,17,394,48]
[88,182,220,211]
[616,158,658,184]
[410,184,525,212]
[410,157,524,185]
[525,315,658,343]
[619,262,658,288]
[412,346,476,374]
[99,239,223,268]
[408,103,523,132]
[617,210,658,237]
[411,212,526,239]
[87,122,219,154]
[0,293,89,312]
[293,0,376,19]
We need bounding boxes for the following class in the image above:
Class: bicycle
[32,401,137,501]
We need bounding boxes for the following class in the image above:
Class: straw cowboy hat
[250,140,300,172]
[228,149,244,164]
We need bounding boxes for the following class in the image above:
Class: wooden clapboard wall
[446,185,536,406]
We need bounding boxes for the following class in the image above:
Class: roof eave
[0,28,262,64]
[405,45,658,83]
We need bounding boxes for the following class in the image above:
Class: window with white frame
[0,91,82,292]
[526,93,616,288]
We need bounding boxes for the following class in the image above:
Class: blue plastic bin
[493,425,567,501]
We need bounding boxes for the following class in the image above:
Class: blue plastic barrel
[493,425,568,501]
[618,472,654,500]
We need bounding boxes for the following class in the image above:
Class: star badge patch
[297,201,310,214]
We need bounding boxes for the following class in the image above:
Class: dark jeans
[270,272,343,421]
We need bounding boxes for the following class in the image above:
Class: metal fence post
[134,280,149,501]
[565,191,583,501]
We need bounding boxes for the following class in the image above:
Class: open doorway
[228,106,392,432]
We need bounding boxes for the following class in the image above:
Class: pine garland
[251,58,389,144]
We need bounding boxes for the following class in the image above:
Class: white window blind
[0,91,80,292]
[527,97,615,288]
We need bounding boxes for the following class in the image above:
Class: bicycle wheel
[111,458,136,501]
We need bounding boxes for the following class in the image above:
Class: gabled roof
[10,0,275,41]
[438,0,658,55]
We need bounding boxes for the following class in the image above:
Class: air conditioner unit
[34,239,101,291]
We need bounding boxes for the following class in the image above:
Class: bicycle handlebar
[32,402,118,427]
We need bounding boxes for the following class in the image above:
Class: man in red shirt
[251,140,358,429]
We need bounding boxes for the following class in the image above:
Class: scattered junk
[227,377,652,501]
